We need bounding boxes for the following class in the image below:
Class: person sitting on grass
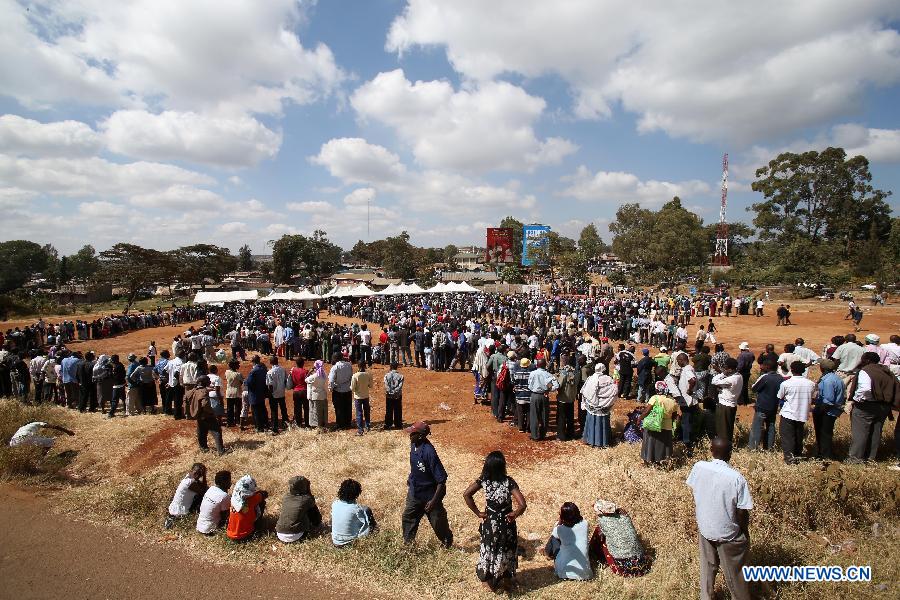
[588,499,651,577]
[275,475,322,544]
[7,421,74,453]
[166,463,208,529]
[226,474,268,542]
[197,470,232,535]
[331,478,376,547]
[543,502,592,581]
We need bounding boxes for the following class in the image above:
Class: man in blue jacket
[245,355,269,433]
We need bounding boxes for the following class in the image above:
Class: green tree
[0,240,50,293]
[237,244,254,271]
[271,231,342,284]
[500,264,525,284]
[703,222,755,263]
[443,244,460,270]
[176,244,238,288]
[58,256,70,285]
[97,243,164,313]
[577,223,607,259]
[68,245,100,283]
[382,231,419,280]
[609,203,655,268]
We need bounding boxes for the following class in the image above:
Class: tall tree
[58,256,70,285]
[97,244,164,313]
[237,244,254,271]
[0,240,50,293]
[382,231,419,280]
[271,231,342,283]
[176,244,237,288]
[609,203,655,267]
[67,245,100,283]
[577,223,607,260]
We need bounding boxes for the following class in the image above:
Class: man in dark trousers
[402,421,453,548]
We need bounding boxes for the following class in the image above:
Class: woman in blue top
[330,479,376,547]
[543,502,592,580]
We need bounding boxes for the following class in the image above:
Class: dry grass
[2,398,898,599]
[0,400,76,482]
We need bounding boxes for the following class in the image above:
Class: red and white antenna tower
[712,153,729,266]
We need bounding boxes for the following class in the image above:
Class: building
[453,246,485,271]
[53,284,113,303]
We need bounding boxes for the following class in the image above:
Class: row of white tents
[193,281,480,304]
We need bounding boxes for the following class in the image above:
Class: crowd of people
[3,290,899,597]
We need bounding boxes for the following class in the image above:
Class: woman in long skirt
[638,381,678,464]
[580,363,617,448]
[463,451,527,591]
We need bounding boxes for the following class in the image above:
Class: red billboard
[485,228,514,264]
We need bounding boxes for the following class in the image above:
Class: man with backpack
[488,348,511,422]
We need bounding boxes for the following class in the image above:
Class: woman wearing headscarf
[471,345,490,405]
[588,499,651,577]
[275,475,322,543]
[580,363,617,448]
[638,380,679,465]
[226,475,268,541]
[305,360,328,430]
[462,451,527,592]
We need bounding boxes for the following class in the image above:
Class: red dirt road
[0,485,357,600]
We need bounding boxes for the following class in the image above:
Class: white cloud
[0,154,214,197]
[343,187,376,206]
[1,0,344,114]
[829,124,900,163]
[351,69,576,172]
[310,138,406,184]
[388,1,900,144]
[228,175,243,186]
[219,221,249,234]
[102,110,282,168]
[560,166,712,206]
[78,200,127,218]
[128,185,225,210]
[286,201,334,212]
[0,114,102,157]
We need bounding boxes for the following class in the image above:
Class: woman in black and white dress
[463,451,527,591]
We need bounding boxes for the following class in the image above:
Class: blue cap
[642,348,649,355]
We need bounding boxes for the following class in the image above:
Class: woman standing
[305,359,328,430]
[462,451,527,592]
[580,364,617,448]
[638,381,678,465]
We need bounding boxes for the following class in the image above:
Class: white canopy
[294,289,322,300]
[348,284,376,297]
[193,290,258,304]
[376,283,399,296]
[426,282,448,293]
[442,281,462,292]
[402,283,427,294]
[454,281,480,293]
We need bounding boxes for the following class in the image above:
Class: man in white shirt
[831,334,865,388]
[776,343,802,377]
[777,361,816,464]
[197,470,232,534]
[686,438,753,600]
[847,352,896,463]
[358,324,372,366]
[710,358,743,443]
[166,463,207,528]
[266,356,290,434]
[675,353,699,448]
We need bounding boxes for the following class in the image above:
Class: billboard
[485,228,514,264]
[522,224,550,266]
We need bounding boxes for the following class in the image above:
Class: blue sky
[1,0,898,255]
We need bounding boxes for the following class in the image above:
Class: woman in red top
[227,475,268,541]
[290,358,309,428]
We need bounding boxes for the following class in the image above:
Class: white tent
[454,281,480,293]
[426,282,448,293]
[193,290,258,304]
[403,283,426,294]
[348,284,376,297]
[295,289,322,300]
[376,283,399,296]
[443,281,463,292]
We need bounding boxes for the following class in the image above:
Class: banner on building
[522,224,550,266]
[485,228,514,264]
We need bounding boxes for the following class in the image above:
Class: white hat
[739,342,750,350]
[865,334,879,344]
[593,499,618,515]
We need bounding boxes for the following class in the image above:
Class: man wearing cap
[512,357,535,432]
[528,358,560,441]
[403,422,453,548]
[735,343,755,406]
[812,359,844,460]
[863,334,891,366]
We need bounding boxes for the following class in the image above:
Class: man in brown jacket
[848,352,899,462]
[187,375,225,455]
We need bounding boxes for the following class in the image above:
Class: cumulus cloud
[128,185,226,210]
[0,114,102,157]
[102,110,282,168]
[387,0,900,144]
[1,0,344,114]
[219,221,249,234]
[560,165,712,206]
[78,201,127,218]
[286,200,334,212]
[343,187,376,206]
[311,138,406,184]
[351,69,576,172]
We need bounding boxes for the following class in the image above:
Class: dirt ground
[0,485,360,600]
[5,297,899,465]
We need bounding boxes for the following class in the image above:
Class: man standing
[77,351,97,412]
[847,352,899,463]
[328,352,353,429]
[812,359,845,460]
[528,358,560,441]
[555,354,577,441]
[777,361,815,464]
[832,334,864,390]
[675,353,699,449]
[487,348,510,420]
[615,344,635,399]
[266,357,289,434]
[245,356,269,434]
[686,438,753,600]
[402,422,452,548]
[166,351,184,418]
[747,360,782,451]
[735,343,755,405]
[512,357,534,433]
[351,361,372,435]
[710,358,742,443]
[383,362,404,430]
[187,375,225,455]
[60,351,81,409]
[636,348,655,403]
[358,324,372,366]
